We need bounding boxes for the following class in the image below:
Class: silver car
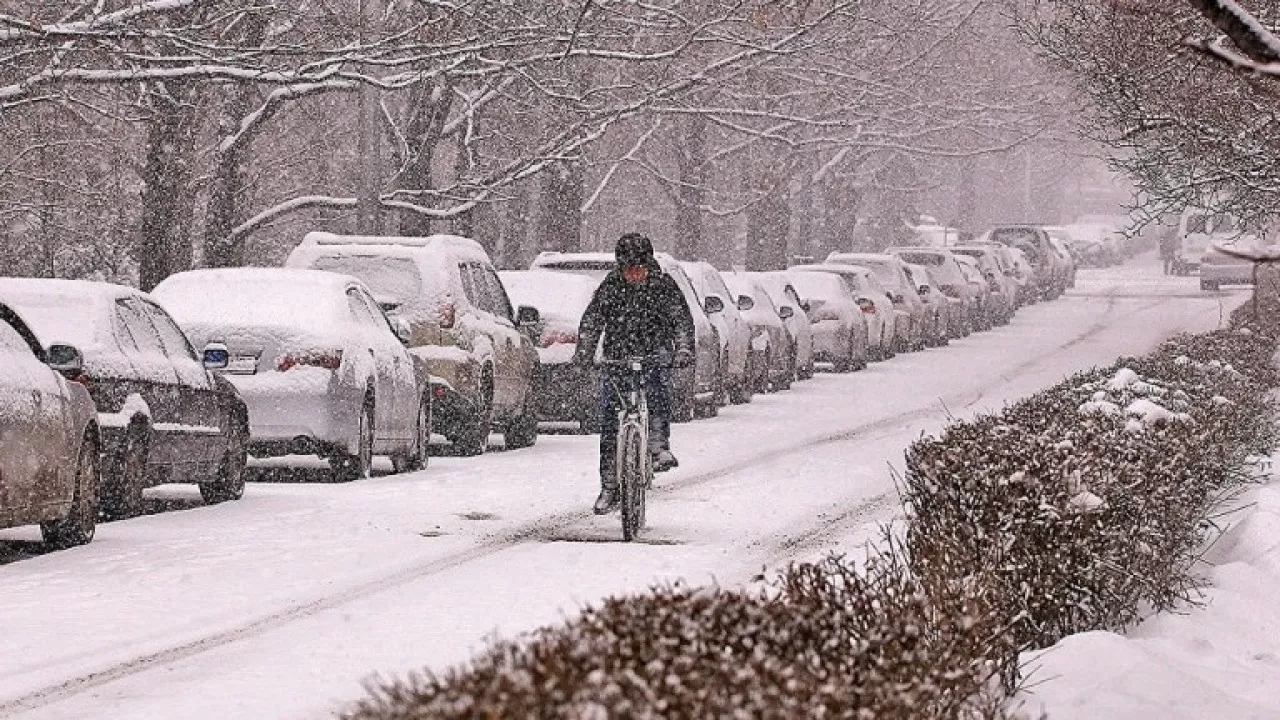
[754,272,816,380]
[826,253,929,352]
[153,269,426,482]
[782,269,869,372]
[721,272,793,393]
[0,303,99,547]
[790,264,898,361]
[682,261,753,405]
[900,263,951,347]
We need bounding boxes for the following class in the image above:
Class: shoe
[593,486,620,515]
[653,450,679,473]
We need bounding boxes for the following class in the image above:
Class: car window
[139,301,199,361]
[482,266,514,320]
[116,300,167,356]
[346,288,380,328]
[459,263,489,314]
[0,315,34,354]
[310,255,422,309]
[358,289,397,335]
[1213,214,1236,233]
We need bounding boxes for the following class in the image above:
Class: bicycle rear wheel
[618,422,646,541]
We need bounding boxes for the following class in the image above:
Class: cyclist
[573,233,696,514]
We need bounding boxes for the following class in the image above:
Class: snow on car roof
[152,268,356,333]
[301,231,485,253]
[0,278,141,349]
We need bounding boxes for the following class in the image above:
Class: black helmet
[615,233,655,268]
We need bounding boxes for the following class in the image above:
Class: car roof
[157,267,360,292]
[0,277,144,305]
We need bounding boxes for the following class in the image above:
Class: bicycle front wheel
[618,422,647,541]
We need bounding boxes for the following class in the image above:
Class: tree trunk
[396,78,452,237]
[674,115,707,259]
[500,180,533,268]
[538,161,584,253]
[203,83,258,268]
[745,190,790,271]
[138,82,201,290]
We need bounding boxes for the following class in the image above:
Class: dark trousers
[598,367,672,486]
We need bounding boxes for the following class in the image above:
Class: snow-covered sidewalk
[1019,460,1280,720]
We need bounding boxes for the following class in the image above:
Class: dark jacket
[577,263,696,361]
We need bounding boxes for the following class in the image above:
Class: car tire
[454,373,493,456]
[504,391,538,450]
[330,397,374,482]
[755,350,772,394]
[671,385,696,423]
[42,431,99,548]
[201,412,247,503]
[729,373,753,405]
[102,420,150,520]
[392,394,431,473]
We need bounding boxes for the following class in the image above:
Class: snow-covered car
[1199,233,1277,291]
[951,245,1017,324]
[899,263,951,347]
[682,261,753,405]
[886,247,984,334]
[790,264,898,360]
[498,270,603,432]
[977,226,1065,301]
[827,253,928,352]
[954,254,996,331]
[720,272,794,393]
[530,251,721,422]
[152,269,426,482]
[0,303,100,547]
[779,269,869,372]
[0,279,248,517]
[754,272,816,380]
[286,233,539,455]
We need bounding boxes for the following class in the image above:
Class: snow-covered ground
[0,257,1253,719]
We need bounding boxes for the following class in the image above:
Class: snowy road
[0,259,1247,719]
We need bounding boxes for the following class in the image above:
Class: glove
[673,349,694,369]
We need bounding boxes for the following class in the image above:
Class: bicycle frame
[601,357,662,540]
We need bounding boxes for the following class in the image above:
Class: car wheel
[504,391,539,450]
[729,371,753,404]
[755,350,772,394]
[201,412,247,503]
[454,373,493,456]
[392,394,432,473]
[42,431,99,548]
[330,397,374,482]
[102,421,150,520]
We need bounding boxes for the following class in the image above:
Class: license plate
[227,355,259,374]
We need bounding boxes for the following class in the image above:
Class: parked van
[286,233,541,455]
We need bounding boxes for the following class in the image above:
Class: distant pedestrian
[1158,231,1178,275]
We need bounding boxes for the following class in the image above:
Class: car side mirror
[801,301,811,313]
[737,295,755,312]
[516,304,540,328]
[46,343,84,378]
[892,293,905,304]
[201,342,230,371]
[778,305,795,320]
[703,295,725,314]
[391,317,413,345]
[918,285,931,295]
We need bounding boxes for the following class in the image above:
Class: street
[0,257,1245,720]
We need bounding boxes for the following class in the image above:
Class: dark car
[0,279,249,519]
[0,303,101,547]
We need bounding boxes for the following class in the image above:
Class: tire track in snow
[0,287,1174,716]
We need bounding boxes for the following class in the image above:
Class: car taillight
[939,284,962,299]
[439,301,456,330]
[70,373,92,388]
[856,299,877,315]
[539,329,578,348]
[278,350,343,372]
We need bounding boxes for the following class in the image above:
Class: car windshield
[788,272,846,301]
[857,261,904,290]
[1,292,103,348]
[156,275,343,331]
[895,253,963,284]
[500,272,596,321]
[310,255,421,309]
[990,228,1041,246]
[536,260,613,281]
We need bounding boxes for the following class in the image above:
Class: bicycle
[599,356,665,541]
